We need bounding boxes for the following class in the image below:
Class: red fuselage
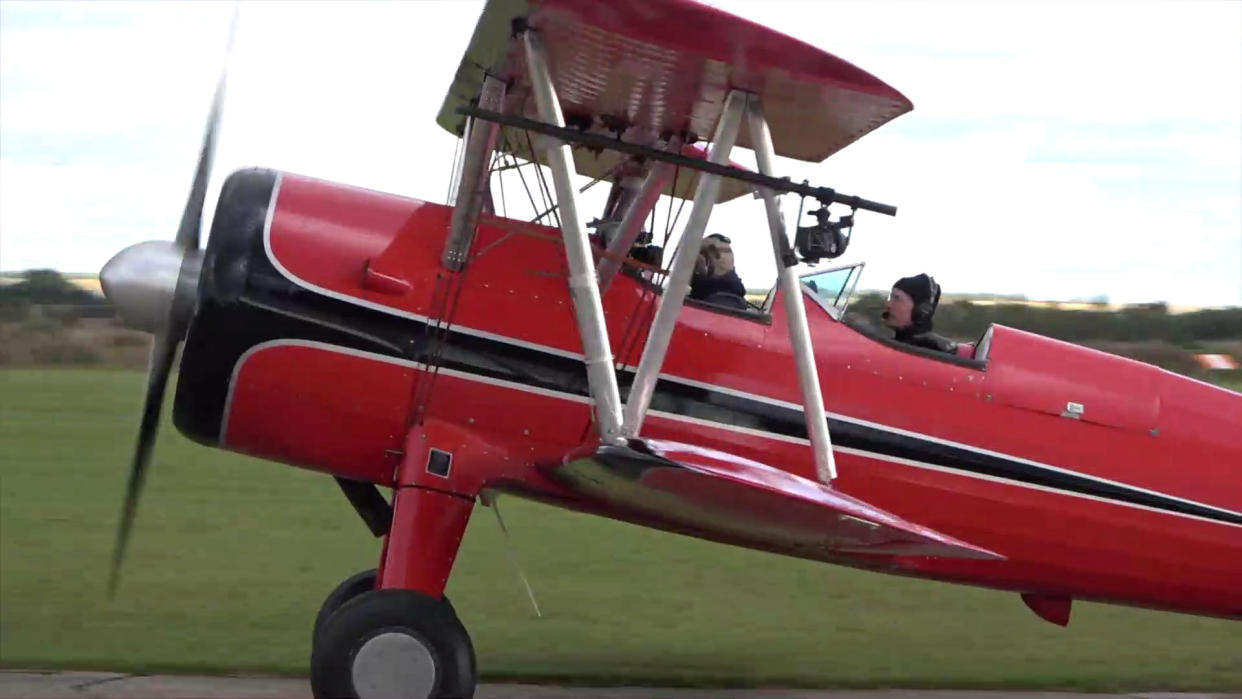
[174,170,1242,621]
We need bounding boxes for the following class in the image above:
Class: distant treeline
[847,292,1242,345]
[0,270,112,323]
[3,270,1240,346]
[0,269,108,313]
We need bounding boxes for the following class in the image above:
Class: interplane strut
[621,90,747,437]
[448,29,842,481]
[443,76,506,271]
[745,94,836,481]
[521,30,626,442]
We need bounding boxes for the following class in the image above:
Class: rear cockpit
[797,260,990,367]
[800,261,866,320]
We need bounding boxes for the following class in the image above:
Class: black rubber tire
[311,588,476,699]
[311,569,465,657]
[312,570,463,648]
[312,569,378,652]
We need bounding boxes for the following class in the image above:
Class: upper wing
[438,0,913,187]
[551,439,1001,561]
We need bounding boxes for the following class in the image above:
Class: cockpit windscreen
[800,262,864,319]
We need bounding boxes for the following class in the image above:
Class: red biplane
[99,1,1241,698]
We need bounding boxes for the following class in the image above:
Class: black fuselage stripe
[401,325,1242,525]
[182,170,1241,526]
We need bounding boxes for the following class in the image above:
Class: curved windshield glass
[800,262,865,319]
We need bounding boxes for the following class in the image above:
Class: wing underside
[438,0,913,199]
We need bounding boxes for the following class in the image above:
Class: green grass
[1211,370,1242,392]
[2,368,1240,690]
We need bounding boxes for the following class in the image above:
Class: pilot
[883,274,958,354]
[689,234,747,310]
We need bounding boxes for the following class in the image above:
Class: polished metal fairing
[100,241,202,335]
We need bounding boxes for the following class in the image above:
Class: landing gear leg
[310,487,476,699]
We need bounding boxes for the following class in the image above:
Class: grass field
[1,368,1240,691]
[1214,372,1242,392]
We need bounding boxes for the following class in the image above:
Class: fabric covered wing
[551,439,1001,560]
[438,0,913,172]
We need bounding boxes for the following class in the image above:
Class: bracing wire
[490,495,542,618]
[663,163,680,248]
[663,134,713,273]
[410,129,508,427]
[502,132,542,221]
[523,129,561,228]
[669,187,689,237]
[493,147,508,218]
[648,196,656,246]
[534,156,560,228]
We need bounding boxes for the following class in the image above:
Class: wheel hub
[351,630,437,699]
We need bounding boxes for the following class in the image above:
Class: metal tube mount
[746,94,837,483]
[523,31,625,442]
[457,104,898,217]
[442,75,506,271]
[597,158,675,293]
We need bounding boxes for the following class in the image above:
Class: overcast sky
[1,0,1239,306]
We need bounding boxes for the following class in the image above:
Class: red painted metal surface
[211,172,1241,621]
[380,486,474,597]
[223,341,410,484]
[1022,593,1072,627]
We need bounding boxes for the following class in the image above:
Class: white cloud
[1,0,1238,306]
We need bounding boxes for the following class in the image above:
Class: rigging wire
[662,133,713,274]
[531,202,559,224]
[668,175,689,239]
[647,194,656,247]
[535,157,561,228]
[409,127,508,429]
[523,129,561,228]
[662,163,681,249]
[488,494,542,618]
[502,131,543,221]
[494,147,508,218]
[613,267,658,377]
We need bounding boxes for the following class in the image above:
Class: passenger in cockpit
[689,234,748,310]
[882,274,959,354]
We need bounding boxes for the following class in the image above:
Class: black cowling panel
[173,170,414,445]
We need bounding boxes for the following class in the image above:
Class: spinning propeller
[99,25,233,594]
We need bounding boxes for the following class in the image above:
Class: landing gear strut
[311,480,476,699]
